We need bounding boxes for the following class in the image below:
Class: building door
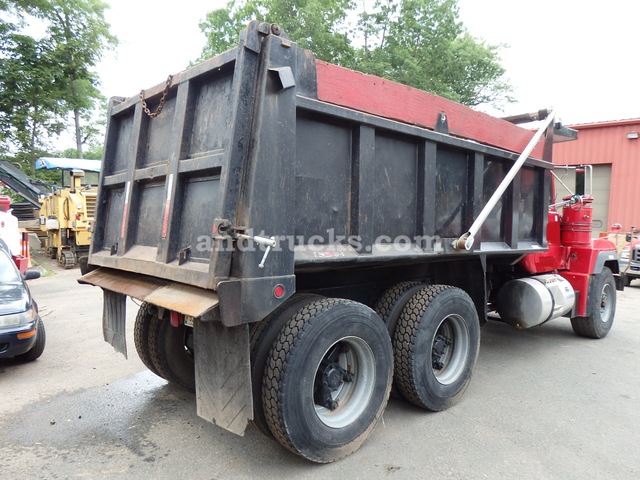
[589,165,612,235]
[552,164,611,236]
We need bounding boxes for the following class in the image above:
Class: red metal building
[553,118,640,235]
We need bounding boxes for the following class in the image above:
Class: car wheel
[16,318,46,362]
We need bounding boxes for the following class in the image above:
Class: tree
[198,0,512,109]
[0,0,116,160]
[198,0,355,65]
[0,11,67,157]
[354,0,512,107]
[29,0,117,157]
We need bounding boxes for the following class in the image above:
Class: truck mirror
[626,233,632,242]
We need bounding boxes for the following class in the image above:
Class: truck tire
[570,267,616,339]
[374,281,425,398]
[16,318,46,362]
[393,285,480,411]
[374,281,426,336]
[147,307,195,392]
[263,298,393,463]
[134,302,161,377]
[249,293,323,438]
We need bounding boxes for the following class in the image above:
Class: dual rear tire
[133,284,480,463]
[256,286,480,462]
[392,285,480,411]
[376,283,481,411]
[134,302,195,391]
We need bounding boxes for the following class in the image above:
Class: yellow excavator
[36,157,100,268]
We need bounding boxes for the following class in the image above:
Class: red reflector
[273,285,285,299]
[170,311,182,328]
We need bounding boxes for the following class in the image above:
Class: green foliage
[199,0,355,64]
[58,143,102,160]
[0,22,67,156]
[0,0,116,165]
[198,0,512,109]
[198,1,262,60]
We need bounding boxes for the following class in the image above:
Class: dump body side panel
[292,97,553,267]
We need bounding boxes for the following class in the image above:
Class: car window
[0,250,21,283]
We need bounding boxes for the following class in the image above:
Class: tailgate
[89,22,301,325]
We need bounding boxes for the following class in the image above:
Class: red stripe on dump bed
[315,60,545,159]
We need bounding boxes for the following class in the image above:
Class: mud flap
[102,289,127,358]
[194,315,253,436]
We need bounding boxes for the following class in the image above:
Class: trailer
[80,22,622,463]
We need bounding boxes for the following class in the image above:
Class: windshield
[0,250,21,283]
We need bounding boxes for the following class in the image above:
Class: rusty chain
[140,74,173,118]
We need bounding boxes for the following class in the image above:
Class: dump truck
[80,22,622,463]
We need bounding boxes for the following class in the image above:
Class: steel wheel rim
[600,283,613,323]
[313,336,376,429]
[431,314,470,385]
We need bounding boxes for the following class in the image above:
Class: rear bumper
[78,267,220,318]
[0,319,38,358]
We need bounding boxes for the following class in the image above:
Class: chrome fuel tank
[496,274,575,329]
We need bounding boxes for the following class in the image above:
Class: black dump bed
[85,22,554,325]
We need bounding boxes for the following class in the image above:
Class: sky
[97,0,226,99]
[456,0,640,125]
[95,0,639,134]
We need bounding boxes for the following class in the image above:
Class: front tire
[263,298,393,463]
[393,285,480,411]
[16,318,46,362]
[571,267,616,339]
